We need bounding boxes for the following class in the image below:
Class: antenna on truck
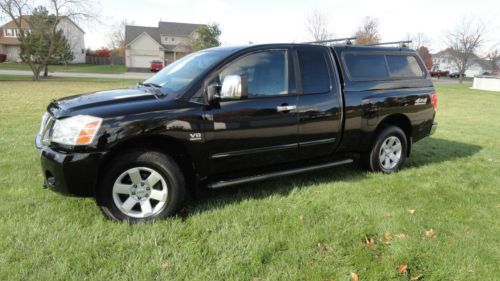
[303,37,357,46]
[363,40,412,48]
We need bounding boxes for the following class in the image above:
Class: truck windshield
[144,51,226,94]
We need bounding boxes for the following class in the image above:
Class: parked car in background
[430,70,449,77]
[150,60,163,72]
[449,72,465,78]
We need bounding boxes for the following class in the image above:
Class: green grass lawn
[0,62,127,74]
[0,77,499,280]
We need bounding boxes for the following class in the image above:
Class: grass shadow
[407,137,482,168]
[182,137,481,218]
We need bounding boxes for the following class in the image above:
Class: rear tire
[96,150,185,222]
[363,126,407,173]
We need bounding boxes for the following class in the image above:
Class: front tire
[96,150,186,222]
[364,126,407,173]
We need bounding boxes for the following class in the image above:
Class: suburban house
[432,49,497,76]
[125,21,205,71]
[0,16,85,63]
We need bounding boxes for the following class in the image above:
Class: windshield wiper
[137,82,167,97]
[140,82,162,88]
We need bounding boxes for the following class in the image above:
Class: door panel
[204,48,299,175]
[295,46,343,159]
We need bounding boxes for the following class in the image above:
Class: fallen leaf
[411,274,423,280]
[160,260,170,269]
[380,231,392,245]
[384,231,393,241]
[316,242,328,252]
[298,215,304,221]
[425,229,435,239]
[397,264,409,274]
[396,233,408,239]
[363,235,376,250]
[384,212,394,218]
[351,272,359,281]
[408,209,416,214]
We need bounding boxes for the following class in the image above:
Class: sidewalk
[0,69,153,80]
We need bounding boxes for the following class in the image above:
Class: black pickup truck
[36,44,438,222]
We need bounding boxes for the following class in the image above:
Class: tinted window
[386,55,424,78]
[220,50,288,97]
[344,54,389,79]
[297,49,331,94]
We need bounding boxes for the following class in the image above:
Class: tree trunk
[43,65,49,77]
[32,69,40,81]
[459,67,465,84]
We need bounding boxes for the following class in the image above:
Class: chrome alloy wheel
[379,136,402,170]
[112,167,168,218]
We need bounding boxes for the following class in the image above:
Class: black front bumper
[36,136,107,197]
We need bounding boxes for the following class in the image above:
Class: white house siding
[58,18,85,63]
[125,33,164,70]
[6,45,20,61]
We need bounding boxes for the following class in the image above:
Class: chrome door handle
[276,105,296,112]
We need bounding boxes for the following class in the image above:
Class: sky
[82,0,499,54]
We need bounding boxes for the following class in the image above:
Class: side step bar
[207,159,353,189]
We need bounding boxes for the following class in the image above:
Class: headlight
[51,115,103,145]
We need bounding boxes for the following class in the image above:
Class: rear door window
[344,54,389,79]
[386,55,424,78]
[297,49,331,94]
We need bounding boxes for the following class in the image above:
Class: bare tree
[108,19,134,56]
[446,15,487,83]
[305,10,331,42]
[486,48,499,74]
[0,0,96,80]
[355,16,380,45]
[405,32,431,50]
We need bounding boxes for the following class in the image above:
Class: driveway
[0,69,153,80]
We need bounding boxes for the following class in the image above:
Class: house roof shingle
[158,21,203,37]
[0,37,21,45]
[125,21,205,49]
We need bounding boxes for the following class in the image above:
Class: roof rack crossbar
[302,37,357,45]
[363,40,412,47]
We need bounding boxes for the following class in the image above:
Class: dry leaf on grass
[396,233,408,239]
[380,231,392,245]
[384,212,394,218]
[425,229,435,238]
[363,235,376,250]
[411,274,423,280]
[351,272,359,281]
[397,264,409,274]
[316,242,328,252]
[160,260,170,269]
[298,215,304,221]
[408,209,416,214]
[384,231,393,241]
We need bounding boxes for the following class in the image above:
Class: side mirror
[220,75,248,100]
[207,83,221,102]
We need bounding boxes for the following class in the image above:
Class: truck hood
[47,88,177,118]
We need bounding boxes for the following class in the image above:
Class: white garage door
[131,55,159,68]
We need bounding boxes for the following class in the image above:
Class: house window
[171,37,175,41]
[4,29,20,37]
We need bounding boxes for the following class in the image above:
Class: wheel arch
[96,135,197,195]
[373,114,412,156]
